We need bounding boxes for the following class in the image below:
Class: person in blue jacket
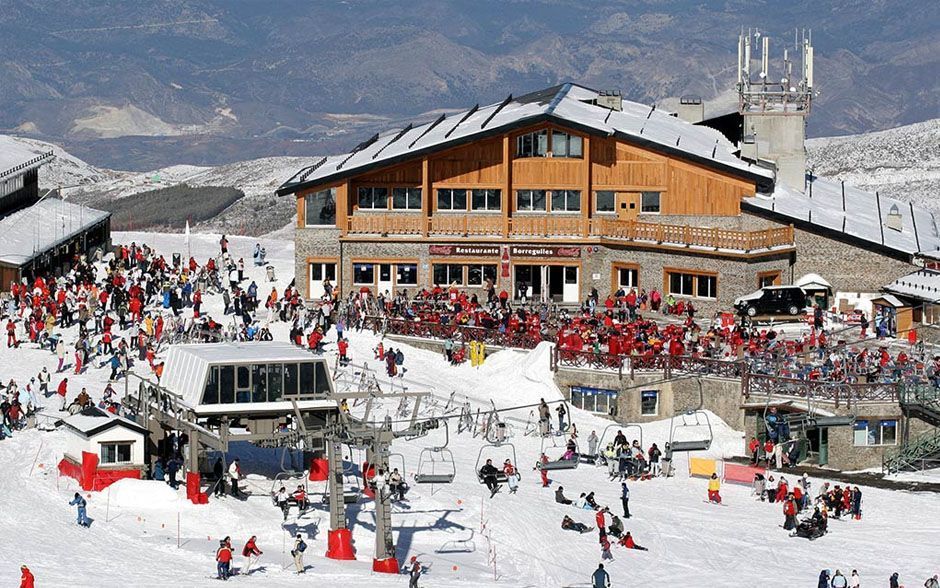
[69,492,90,527]
[592,563,610,588]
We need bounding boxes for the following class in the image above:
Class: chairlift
[668,410,713,452]
[475,441,517,484]
[415,421,457,485]
[339,450,364,504]
[596,423,644,465]
[537,434,579,471]
[270,471,309,507]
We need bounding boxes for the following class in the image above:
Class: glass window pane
[552,131,567,155]
[373,187,387,208]
[251,364,266,403]
[284,363,299,397]
[551,191,565,211]
[220,366,235,404]
[353,263,374,285]
[571,388,583,410]
[315,362,331,395]
[853,420,869,446]
[641,191,661,213]
[582,391,595,412]
[468,265,483,286]
[396,264,417,285]
[300,362,315,395]
[267,363,283,402]
[203,366,219,404]
[392,188,408,209]
[596,191,614,212]
[305,188,336,226]
[536,132,548,156]
[236,366,250,403]
[433,264,448,285]
[532,190,545,211]
[483,265,496,282]
[881,420,897,445]
[453,189,466,210]
[569,135,582,157]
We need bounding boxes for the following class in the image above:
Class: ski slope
[0,231,938,587]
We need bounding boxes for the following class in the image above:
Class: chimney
[676,96,704,123]
[595,90,622,112]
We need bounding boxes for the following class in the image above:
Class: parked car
[733,286,807,317]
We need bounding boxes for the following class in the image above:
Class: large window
[758,271,782,288]
[551,190,581,212]
[100,442,132,464]
[396,264,418,286]
[516,130,548,158]
[357,187,388,209]
[666,270,717,299]
[471,189,501,211]
[437,188,467,211]
[641,390,659,416]
[203,365,220,404]
[596,191,615,213]
[552,131,583,158]
[570,386,618,414]
[853,419,898,446]
[251,364,267,403]
[516,190,547,212]
[220,366,235,404]
[392,187,422,210]
[304,188,336,226]
[616,266,638,289]
[433,264,463,285]
[641,191,661,214]
[467,264,497,287]
[353,263,375,285]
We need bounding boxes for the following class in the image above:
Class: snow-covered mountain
[807,118,940,212]
[2,134,310,236]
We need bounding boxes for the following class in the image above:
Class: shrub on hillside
[105,184,243,231]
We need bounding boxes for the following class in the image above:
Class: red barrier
[326,528,356,560]
[373,557,400,574]
[80,451,99,491]
[309,458,329,482]
[723,463,765,485]
[58,457,83,483]
[186,472,208,504]
[91,468,140,491]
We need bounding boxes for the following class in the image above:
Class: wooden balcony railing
[345,214,794,252]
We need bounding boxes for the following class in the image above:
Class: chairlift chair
[537,435,579,471]
[667,410,714,452]
[475,441,517,484]
[415,421,457,484]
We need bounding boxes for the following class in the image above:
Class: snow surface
[1,231,939,587]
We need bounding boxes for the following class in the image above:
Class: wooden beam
[338,181,350,236]
[421,158,430,237]
[502,135,512,238]
[297,192,306,228]
[581,134,591,237]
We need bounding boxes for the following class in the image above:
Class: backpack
[297,540,307,553]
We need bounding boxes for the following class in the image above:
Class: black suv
[733,286,807,317]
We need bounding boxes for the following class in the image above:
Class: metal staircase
[883,384,940,473]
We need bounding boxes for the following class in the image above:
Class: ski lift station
[160,342,335,416]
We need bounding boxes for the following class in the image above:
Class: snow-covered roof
[795,273,832,291]
[60,406,147,437]
[0,135,53,180]
[872,293,906,307]
[0,198,110,267]
[161,342,334,408]
[278,83,772,196]
[743,175,940,257]
[884,268,940,304]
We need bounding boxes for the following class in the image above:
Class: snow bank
[105,479,182,509]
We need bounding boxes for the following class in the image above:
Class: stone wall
[295,226,342,299]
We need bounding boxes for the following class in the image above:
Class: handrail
[343,214,794,253]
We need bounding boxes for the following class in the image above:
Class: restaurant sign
[429,244,580,258]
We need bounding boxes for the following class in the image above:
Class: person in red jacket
[337,338,349,366]
[783,494,798,530]
[241,535,263,575]
[6,319,17,348]
[748,437,760,465]
[57,378,68,411]
[20,565,34,588]
[617,531,648,551]
[595,507,608,541]
[215,539,233,580]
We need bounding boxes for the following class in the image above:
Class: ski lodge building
[278,83,938,313]
[0,136,111,289]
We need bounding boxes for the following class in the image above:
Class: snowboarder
[479,459,500,497]
[408,556,423,588]
[19,565,34,588]
[291,533,306,573]
[561,515,591,534]
[241,535,262,575]
[618,531,648,551]
[69,492,90,527]
[707,473,722,504]
[592,563,611,588]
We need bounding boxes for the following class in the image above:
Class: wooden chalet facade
[279,84,798,308]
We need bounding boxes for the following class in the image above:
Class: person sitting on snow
[607,514,624,538]
[561,515,591,534]
[617,531,648,551]
[555,486,572,505]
